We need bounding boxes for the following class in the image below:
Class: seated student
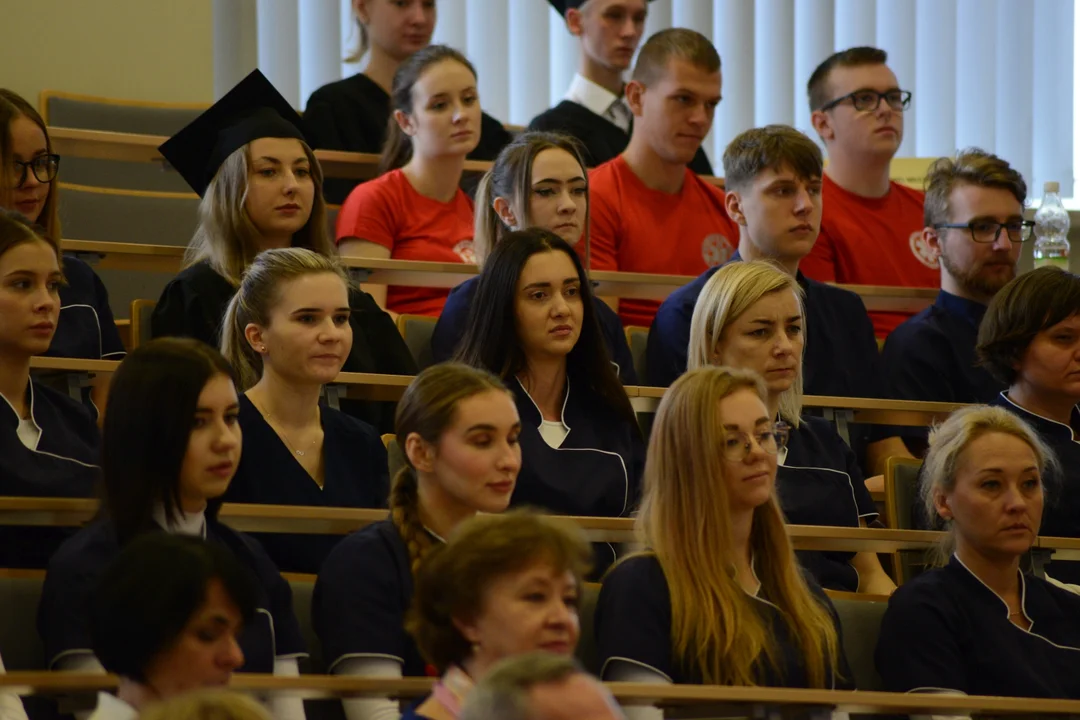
[430,132,635,383]
[596,366,851,718]
[220,248,389,574]
[978,266,1080,584]
[867,149,1028,473]
[688,261,893,594]
[86,534,255,720]
[336,45,483,318]
[151,69,415,432]
[453,229,643,571]
[647,124,878,396]
[38,338,306,720]
[588,28,739,327]
[529,0,712,176]
[459,653,625,720]
[0,210,99,568]
[800,46,933,337]
[313,363,521,720]
[304,0,511,204]
[876,404,1080,697]
[404,510,592,720]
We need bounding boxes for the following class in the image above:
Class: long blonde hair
[636,365,840,687]
[185,141,334,285]
[688,261,805,427]
[220,247,351,392]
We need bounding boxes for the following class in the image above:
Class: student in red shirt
[337,45,479,318]
[588,28,739,328]
[802,47,935,337]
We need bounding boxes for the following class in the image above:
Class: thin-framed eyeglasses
[933,220,1035,244]
[721,422,791,462]
[12,154,60,188]
[819,89,912,113]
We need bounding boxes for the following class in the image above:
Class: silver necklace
[254,400,319,457]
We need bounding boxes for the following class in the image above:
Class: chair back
[130,299,157,349]
[575,583,602,676]
[831,597,888,691]
[625,326,649,386]
[396,315,437,370]
[0,571,46,671]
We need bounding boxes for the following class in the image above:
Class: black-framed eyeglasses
[819,89,912,113]
[721,422,791,462]
[933,220,1035,244]
[11,154,60,188]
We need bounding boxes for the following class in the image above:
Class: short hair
[91,534,257,683]
[632,28,720,86]
[977,266,1080,385]
[807,46,888,112]
[923,148,1027,227]
[458,653,585,720]
[141,690,270,720]
[407,510,593,673]
[722,125,823,192]
[920,405,1057,565]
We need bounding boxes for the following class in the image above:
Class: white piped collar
[152,504,207,538]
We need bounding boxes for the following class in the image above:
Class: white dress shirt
[564,73,632,132]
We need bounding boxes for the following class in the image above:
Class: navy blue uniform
[597,554,852,688]
[223,395,390,574]
[47,255,126,361]
[313,520,429,677]
[876,554,1080,697]
[431,276,637,384]
[38,517,306,671]
[780,416,878,591]
[0,380,100,568]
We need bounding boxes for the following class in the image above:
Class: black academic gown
[304,73,514,204]
[150,261,417,432]
[528,100,714,175]
[224,395,390,574]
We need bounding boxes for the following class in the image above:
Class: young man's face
[811,63,905,161]
[568,0,648,74]
[726,164,823,264]
[628,58,721,165]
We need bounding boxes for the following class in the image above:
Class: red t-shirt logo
[909,231,939,270]
[702,233,735,267]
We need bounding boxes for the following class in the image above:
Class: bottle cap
[1045,181,1060,193]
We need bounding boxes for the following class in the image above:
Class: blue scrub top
[596,554,853,688]
[313,519,431,677]
[38,516,307,672]
[780,416,879,592]
[46,255,126,361]
[0,379,100,568]
[431,276,638,384]
[876,554,1080,697]
[224,395,390,574]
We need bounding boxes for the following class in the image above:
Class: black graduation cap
[547,0,653,16]
[159,69,306,197]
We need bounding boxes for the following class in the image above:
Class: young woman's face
[1015,314,1080,402]
[459,560,580,668]
[717,388,777,514]
[244,138,316,244]
[524,148,588,246]
[399,59,481,159]
[359,0,436,60]
[514,250,584,363]
[249,272,352,386]
[178,374,242,513]
[0,239,61,358]
[142,579,246,697]
[713,289,803,397]
[414,389,522,513]
[5,116,52,224]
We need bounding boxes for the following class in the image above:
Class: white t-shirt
[539,419,570,449]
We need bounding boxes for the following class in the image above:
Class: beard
[940,248,1016,300]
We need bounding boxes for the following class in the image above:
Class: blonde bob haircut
[141,689,270,720]
[920,404,1058,566]
[184,141,334,285]
[634,365,841,688]
[687,260,805,427]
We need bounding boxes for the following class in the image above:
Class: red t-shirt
[336,169,475,316]
[589,156,739,327]
[800,174,938,336]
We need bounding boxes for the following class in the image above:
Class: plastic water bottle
[1034,181,1070,270]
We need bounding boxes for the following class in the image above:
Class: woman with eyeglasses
[688,261,894,594]
[596,366,851,719]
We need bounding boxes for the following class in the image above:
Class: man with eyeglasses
[801,46,933,338]
[866,149,1030,473]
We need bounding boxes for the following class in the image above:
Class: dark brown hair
[977,267,1080,385]
[0,89,60,241]
[923,148,1027,228]
[722,125,823,192]
[631,28,720,86]
[407,509,592,673]
[379,45,478,175]
[807,46,888,112]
